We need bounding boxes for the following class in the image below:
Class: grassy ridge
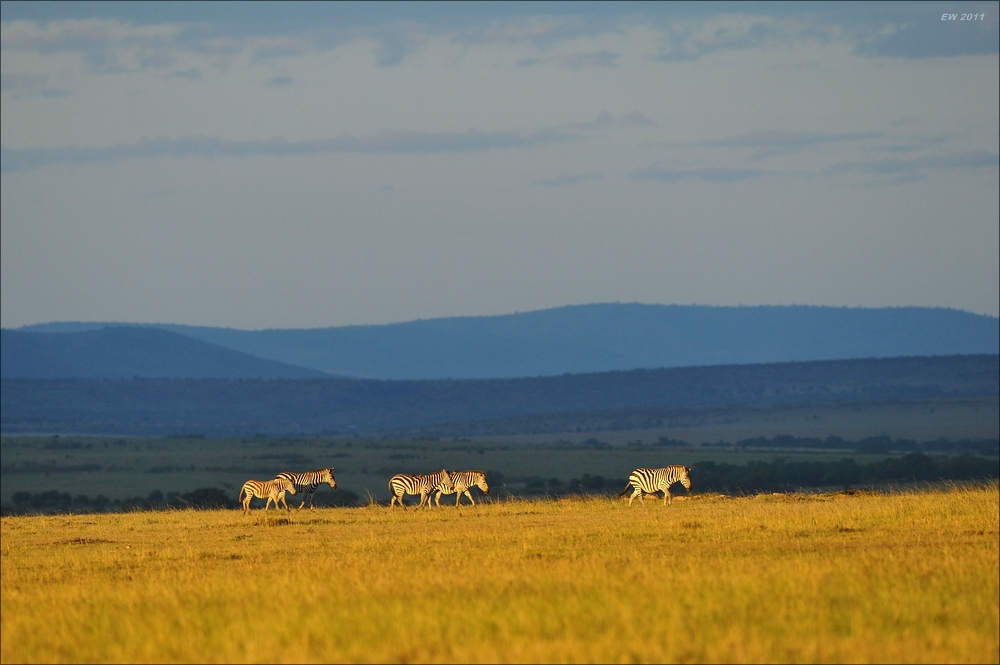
[2,485,997,663]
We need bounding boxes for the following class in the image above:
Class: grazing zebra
[430,470,489,507]
[618,466,692,506]
[388,469,454,509]
[275,468,337,510]
[239,477,297,514]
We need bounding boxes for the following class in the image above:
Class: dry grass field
[2,483,997,664]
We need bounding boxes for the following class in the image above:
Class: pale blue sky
[2,1,997,329]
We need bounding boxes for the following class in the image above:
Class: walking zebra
[239,477,297,514]
[275,468,337,510]
[618,466,692,506]
[430,470,489,507]
[388,469,454,509]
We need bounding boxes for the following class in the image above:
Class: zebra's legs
[663,488,672,506]
[627,486,642,506]
[460,490,475,507]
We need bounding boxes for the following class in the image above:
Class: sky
[1,1,997,330]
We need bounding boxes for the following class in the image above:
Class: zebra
[239,477,298,514]
[275,468,337,510]
[618,466,692,506]
[388,469,454,509]
[430,470,489,507]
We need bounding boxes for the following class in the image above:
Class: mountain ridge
[0,327,328,379]
[9,303,999,380]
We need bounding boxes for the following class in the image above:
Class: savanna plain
[2,483,997,664]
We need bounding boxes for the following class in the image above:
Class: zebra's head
[679,466,692,492]
[277,476,298,495]
[324,467,337,489]
[476,471,489,494]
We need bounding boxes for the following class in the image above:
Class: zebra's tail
[617,483,632,498]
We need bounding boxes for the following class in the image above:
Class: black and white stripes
[239,477,298,514]
[618,466,692,506]
[430,470,490,507]
[275,468,337,510]
[388,469,454,509]
[238,462,694,512]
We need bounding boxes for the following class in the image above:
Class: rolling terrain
[1,327,327,379]
[2,354,996,436]
[10,303,998,380]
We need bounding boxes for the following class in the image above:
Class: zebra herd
[239,465,691,513]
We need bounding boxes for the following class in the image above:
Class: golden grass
[2,484,998,664]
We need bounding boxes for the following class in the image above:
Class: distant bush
[167,487,236,510]
[654,437,690,447]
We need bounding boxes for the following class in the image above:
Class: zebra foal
[388,469,454,509]
[430,470,489,507]
[239,477,297,514]
[275,468,337,510]
[618,466,692,506]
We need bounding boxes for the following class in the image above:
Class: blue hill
[0,327,328,379]
[12,303,1000,380]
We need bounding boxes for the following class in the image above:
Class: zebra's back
[239,477,297,514]
[431,470,489,507]
[276,468,336,510]
[389,470,452,509]
[620,466,692,506]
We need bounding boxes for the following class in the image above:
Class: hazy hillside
[3,354,996,436]
[16,304,999,380]
[0,328,327,379]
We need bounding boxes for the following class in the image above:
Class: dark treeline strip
[693,453,998,494]
[3,436,996,477]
